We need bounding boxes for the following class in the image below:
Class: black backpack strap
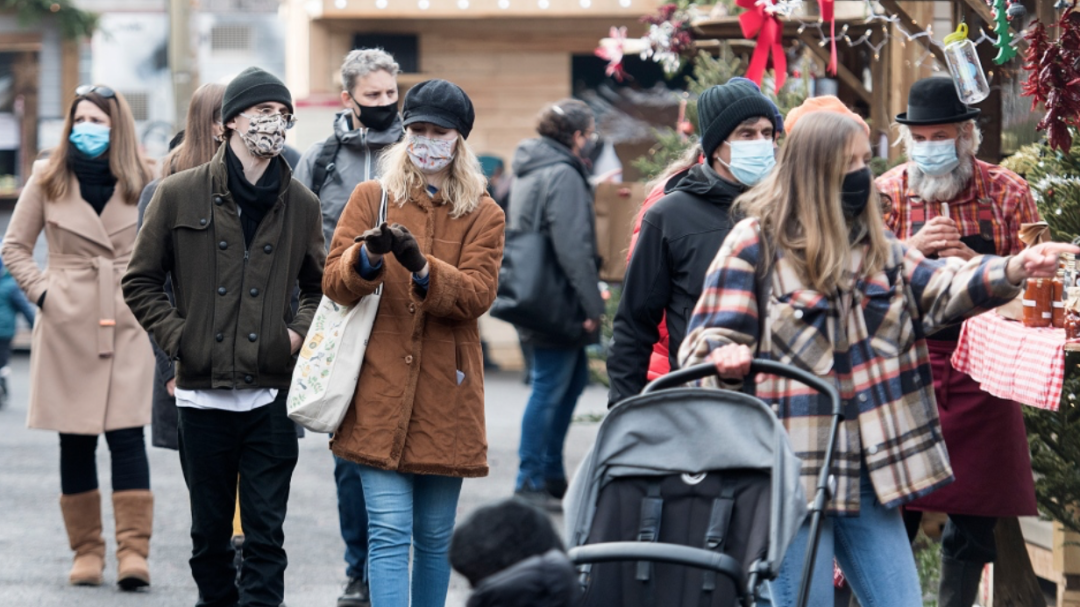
[636,481,664,582]
[310,132,344,198]
[701,481,737,598]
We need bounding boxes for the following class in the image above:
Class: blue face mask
[719,139,776,186]
[910,139,959,176]
[69,122,111,158]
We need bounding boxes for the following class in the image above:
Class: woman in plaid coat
[678,111,1075,606]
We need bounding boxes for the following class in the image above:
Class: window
[351,34,419,73]
[121,91,150,122]
[211,25,253,53]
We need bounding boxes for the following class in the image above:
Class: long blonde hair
[38,88,151,205]
[162,83,225,177]
[735,112,889,292]
[378,134,488,218]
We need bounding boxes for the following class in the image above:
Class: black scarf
[225,144,282,246]
[70,150,117,215]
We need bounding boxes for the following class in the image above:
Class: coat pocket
[768,290,834,375]
[859,272,916,359]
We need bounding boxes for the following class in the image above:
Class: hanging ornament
[991,0,1018,64]
[594,27,629,81]
[818,0,837,76]
[943,24,991,103]
[736,0,787,92]
[1006,0,1026,21]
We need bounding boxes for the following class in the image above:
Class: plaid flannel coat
[678,217,1022,515]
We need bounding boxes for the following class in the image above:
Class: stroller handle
[568,542,745,586]
[642,361,842,417]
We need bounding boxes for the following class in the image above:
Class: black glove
[389,224,428,274]
[355,222,394,255]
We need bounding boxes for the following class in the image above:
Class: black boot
[938,556,984,607]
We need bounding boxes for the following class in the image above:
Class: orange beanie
[784,96,871,137]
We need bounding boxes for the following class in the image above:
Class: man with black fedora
[877,76,1040,607]
[124,66,325,607]
[607,79,779,407]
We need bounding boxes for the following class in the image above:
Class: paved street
[0,354,607,606]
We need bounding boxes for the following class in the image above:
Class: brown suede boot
[113,489,153,590]
[59,489,105,586]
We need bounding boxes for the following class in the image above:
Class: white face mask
[406,134,456,174]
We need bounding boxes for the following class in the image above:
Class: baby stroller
[565,360,843,607]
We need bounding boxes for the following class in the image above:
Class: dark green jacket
[122,143,325,390]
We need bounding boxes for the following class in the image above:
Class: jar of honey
[1023,278,1053,328]
[1053,269,1067,328]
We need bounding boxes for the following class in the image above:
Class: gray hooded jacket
[294,109,403,248]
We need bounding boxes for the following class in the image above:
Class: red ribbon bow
[737,0,787,92]
[819,0,837,76]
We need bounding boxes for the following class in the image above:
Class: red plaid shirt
[877,159,1040,255]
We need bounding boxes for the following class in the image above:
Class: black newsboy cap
[402,79,475,140]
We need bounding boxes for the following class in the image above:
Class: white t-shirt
[175,388,278,412]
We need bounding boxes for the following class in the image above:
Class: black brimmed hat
[402,79,475,139]
[895,77,980,126]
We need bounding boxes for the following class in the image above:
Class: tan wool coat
[1,161,153,435]
[323,180,505,477]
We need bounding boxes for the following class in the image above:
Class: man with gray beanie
[607,80,778,406]
[123,66,324,607]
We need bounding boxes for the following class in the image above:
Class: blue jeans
[357,465,463,607]
[515,346,589,492]
[334,455,368,581]
[767,467,921,607]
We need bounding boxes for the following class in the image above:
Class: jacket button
[200,218,207,226]
[264,244,273,254]
[250,288,259,297]
[215,333,224,342]
[248,333,258,342]
[858,394,868,402]
[244,375,254,384]
[218,287,227,296]
[408,304,416,314]
[213,196,223,205]
[405,355,414,364]
[219,241,228,250]
[867,445,879,455]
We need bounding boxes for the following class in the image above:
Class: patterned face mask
[406,134,456,174]
[238,112,288,159]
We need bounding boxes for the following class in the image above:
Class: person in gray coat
[293,47,402,607]
[509,99,605,511]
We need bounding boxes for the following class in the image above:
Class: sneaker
[514,488,563,513]
[545,478,568,500]
[338,576,371,607]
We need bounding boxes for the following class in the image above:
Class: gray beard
[908,158,974,202]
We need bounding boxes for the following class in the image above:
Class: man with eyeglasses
[123,66,324,607]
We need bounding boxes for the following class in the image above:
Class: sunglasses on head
[75,85,116,99]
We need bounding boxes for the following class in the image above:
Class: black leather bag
[490,179,584,342]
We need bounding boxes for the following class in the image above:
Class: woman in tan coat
[323,79,504,607]
[1,86,154,590]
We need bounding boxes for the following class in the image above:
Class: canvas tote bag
[287,187,387,432]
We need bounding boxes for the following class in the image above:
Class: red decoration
[737,0,787,92]
[819,0,837,76]
[1022,6,1080,153]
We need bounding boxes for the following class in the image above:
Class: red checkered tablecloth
[951,312,1068,411]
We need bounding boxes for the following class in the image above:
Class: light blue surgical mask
[910,139,960,176]
[719,139,776,186]
[69,122,111,158]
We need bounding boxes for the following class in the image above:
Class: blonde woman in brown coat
[323,79,504,607]
[0,86,155,590]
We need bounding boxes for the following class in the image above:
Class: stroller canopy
[564,386,808,579]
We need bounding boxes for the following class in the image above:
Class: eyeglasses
[75,85,116,99]
[242,108,297,130]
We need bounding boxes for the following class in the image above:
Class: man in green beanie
[123,66,324,607]
[607,80,778,406]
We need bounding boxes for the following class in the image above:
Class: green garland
[1,0,98,40]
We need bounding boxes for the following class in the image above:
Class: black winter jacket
[467,550,581,607]
[606,163,747,406]
[507,138,604,349]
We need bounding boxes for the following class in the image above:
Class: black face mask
[841,167,873,219]
[351,95,398,131]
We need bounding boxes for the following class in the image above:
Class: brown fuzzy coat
[323,180,504,477]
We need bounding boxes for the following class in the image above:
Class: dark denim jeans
[177,393,298,607]
[334,454,369,580]
[515,346,590,492]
